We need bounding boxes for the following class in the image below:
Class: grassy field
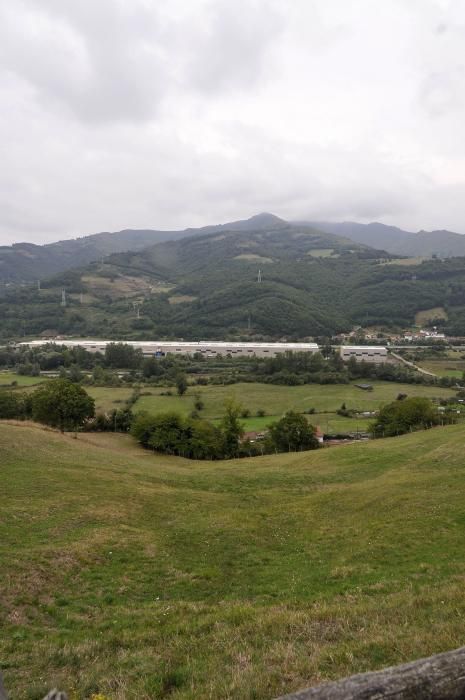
[0,372,47,387]
[381,257,427,267]
[414,306,448,325]
[135,381,455,423]
[3,421,465,698]
[86,387,134,413]
[218,413,372,434]
[419,360,465,379]
[417,360,465,379]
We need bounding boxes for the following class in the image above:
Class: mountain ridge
[305,220,465,257]
[5,220,465,341]
[3,211,465,286]
[0,213,357,284]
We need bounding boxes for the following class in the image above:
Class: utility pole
[257,269,262,283]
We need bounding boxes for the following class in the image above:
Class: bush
[31,379,95,432]
[89,408,134,433]
[194,396,205,411]
[267,412,319,452]
[176,374,188,396]
[131,411,223,459]
[17,363,40,377]
[370,397,448,438]
[0,390,31,420]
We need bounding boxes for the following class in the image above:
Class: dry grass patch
[168,295,198,305]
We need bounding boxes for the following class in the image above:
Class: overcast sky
[1,0,465,244]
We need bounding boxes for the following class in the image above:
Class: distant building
[241,430,267,443]
[340,346,387,364]
[39,329,59,340]
[19,339,320,359]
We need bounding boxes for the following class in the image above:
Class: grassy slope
[3,423,465,698]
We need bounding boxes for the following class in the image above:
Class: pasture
[418,360,465,379]
[134,381,456,427]
[3,421,465,697]
[86,387,135,413]
[0,371,47,387]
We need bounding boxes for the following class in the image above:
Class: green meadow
[418,360,465,379]
[134,381,456,433]
[3,421,465,698]
[0,372,47,387]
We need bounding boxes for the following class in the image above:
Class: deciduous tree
[31,379,95,432]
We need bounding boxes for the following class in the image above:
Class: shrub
[194,396,205,411]
[370,397,448,438]
[0,390,31,420]
[31,379,95,432]
[268,411,319,452]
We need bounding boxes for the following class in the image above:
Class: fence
[276,645,465,699]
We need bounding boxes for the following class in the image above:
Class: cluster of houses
[402,330,446,342]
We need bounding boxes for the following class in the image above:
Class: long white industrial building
[20,339,320,358]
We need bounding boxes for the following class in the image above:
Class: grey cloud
[2,0,465,243]
[0,0,168,123]
[184,0,284,93]
[419,67,465,117]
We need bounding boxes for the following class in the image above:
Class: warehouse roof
[341,345,387,351]
[20,339,319,350]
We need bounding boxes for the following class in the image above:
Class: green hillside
[0,213,288,284]
[4,221,465,339]
[4,213,465,343]
[0,229,186,285]
[3,422,465,698]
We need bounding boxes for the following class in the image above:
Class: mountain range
[3,214,465,341]
[306,220,465,258]
[3,212,465,285]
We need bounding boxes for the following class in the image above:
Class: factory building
[20,339,319,358]
[340,345,387,364]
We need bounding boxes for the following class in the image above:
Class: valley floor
[2,422,465,698]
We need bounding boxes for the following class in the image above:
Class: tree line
[131,403,319,459]
[2,343,460,391]
[0,379,320,459]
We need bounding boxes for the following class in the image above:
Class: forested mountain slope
[4,221,465,340]
[0,213,288,284]
[4,211,465,284]
[0,223,372,339]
